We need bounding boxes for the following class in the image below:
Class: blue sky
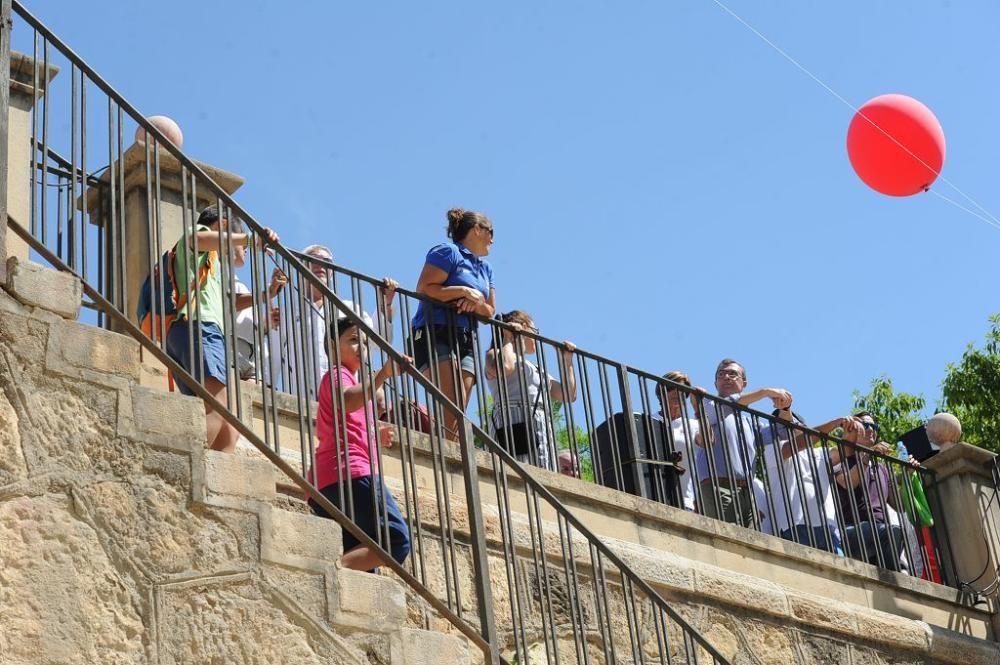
[20,0,999,423]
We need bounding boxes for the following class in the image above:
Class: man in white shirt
[266,244,398,399]
[694,359,792,528]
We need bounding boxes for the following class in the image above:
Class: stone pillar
[83,140,244,388]
[85,141,245,320]
[4,51,60,279]
[923,443,1000,614]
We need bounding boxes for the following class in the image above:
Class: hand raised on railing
[766,388,793,410]
[382,277,399,302]
[255,226,280,249]
[560,341,577,358]
[455,295,490,315]
[268,267,288,298]
[375,354,414,385]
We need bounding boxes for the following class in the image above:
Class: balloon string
[708,0,1000,231]
[929,189,1000,231]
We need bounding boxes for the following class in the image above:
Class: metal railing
[268,246,957,586]
[4,2,732,663]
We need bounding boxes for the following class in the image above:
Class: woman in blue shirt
[411,208,496,438]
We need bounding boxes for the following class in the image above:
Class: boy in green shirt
[166,204,283,452]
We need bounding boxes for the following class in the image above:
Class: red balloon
[846,94,946,197]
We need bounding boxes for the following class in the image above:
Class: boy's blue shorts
[309,475,411,566]
[166,320,229,396]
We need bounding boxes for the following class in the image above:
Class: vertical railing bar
[40,37,49,245]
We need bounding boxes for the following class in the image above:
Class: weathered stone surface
[927,625,1000,665]
[0,385,27,485]
[338,569,407,631]
[48,318,142,381]
[269,506,342,562]
[127,384,204,451]
[5,257,83,319]
[76,477,241,577]
[795,632,850,665]
[399,627,469,665]
[0,495,146,664]
[156,577,362,665]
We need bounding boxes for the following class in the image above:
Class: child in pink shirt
[308,317,411,571]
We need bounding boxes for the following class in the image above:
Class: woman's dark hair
[446,208,490,242]
[489,310,534,350]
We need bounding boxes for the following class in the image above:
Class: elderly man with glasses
[266,244,398,399]
[693,359,792,528]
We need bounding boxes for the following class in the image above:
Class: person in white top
[266,244,398,399]
[485,310,577,471]
[760,409,870,555]
[656,370,708,512]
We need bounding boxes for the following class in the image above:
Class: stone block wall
[0,259,469,665]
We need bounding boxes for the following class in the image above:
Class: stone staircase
[0,257,470,665]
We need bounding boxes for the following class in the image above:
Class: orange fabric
[138,246,217,393]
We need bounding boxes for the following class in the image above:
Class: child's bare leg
[204,377,238,453]
[342,545,384,571]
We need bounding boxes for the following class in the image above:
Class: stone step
[5,257,83,319]
[200,448,277,504]
[399,627,470,665]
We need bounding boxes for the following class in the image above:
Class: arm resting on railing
[548,342,578,403]
[416,263,496,317]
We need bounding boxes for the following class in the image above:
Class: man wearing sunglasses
[832,411,910,571]
[694,359,793,528]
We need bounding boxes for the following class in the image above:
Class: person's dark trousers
[700,478,755,528]
[308,476,411,570]
[780,524,844,555]
[844,521,904,571]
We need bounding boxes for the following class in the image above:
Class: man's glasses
[716,369,743,379]
[861,421,880,433]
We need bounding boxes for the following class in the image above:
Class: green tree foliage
[852,376,926,447]
[550,401,595,482]
[941,314,1000,453]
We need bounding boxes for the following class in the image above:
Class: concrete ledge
[5,257,82,319]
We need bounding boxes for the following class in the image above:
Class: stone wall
[0,260,468,665]
[3,256,999,664]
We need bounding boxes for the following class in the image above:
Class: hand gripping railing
[6,2,732,663]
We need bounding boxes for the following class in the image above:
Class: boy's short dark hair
[197,204,245,233]
[198,205,221,227]
[329,317,358,340]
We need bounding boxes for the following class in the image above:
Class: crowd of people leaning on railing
[151,203,961,577]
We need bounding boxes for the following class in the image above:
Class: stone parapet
[923,443,1000,612]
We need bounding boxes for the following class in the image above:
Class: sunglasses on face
[716,370,743,379]
[861,421,880,433]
